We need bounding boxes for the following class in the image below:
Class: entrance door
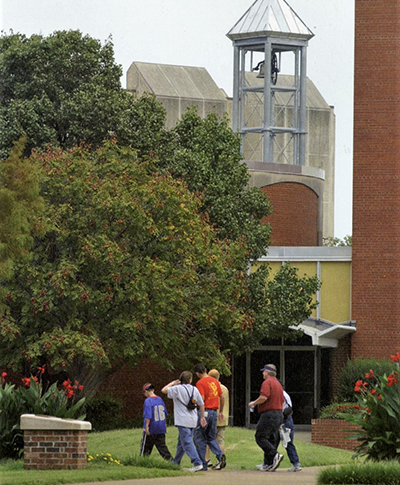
[284,350,315,424]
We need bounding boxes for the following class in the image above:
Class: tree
[1,142,252,385]
[0,31,168,159]
[157,109,272,260]
[0,137,45,290]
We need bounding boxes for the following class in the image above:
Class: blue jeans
[255,410,283,466]
[194,410,222,469]
[284,416,300,465]
[172,426,202,466]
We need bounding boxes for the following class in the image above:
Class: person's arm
[145,418,151,435]
[218,394,225,421]
[161,379,180,394]
[248,394,268,408]
[198,404,207,427]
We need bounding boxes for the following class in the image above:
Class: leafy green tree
[0,31,168,159]
[1,142,252,385]
[0,137,45,289]
[157,109,272,260]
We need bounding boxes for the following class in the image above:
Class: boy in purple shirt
[140,383,172,460]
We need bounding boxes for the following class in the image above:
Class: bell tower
[227,0,314,165]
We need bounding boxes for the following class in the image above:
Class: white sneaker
[256,464,264,469]
[288,464,302,472]
[269,453,284,472]
[188,464,204,472]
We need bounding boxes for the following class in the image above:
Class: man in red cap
[140,383,172,460]
[248,364,284,472]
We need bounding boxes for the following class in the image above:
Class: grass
[317,462,400,485]
[0,426,355,485]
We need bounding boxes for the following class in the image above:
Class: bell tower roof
[227,0,314,41]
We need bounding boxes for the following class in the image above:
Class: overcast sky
[1,0,354,238]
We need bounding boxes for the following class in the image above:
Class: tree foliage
[1,143,252,384]
[158,109,272,260]
[0,137,45,287]
[0,30,321,383]
[0,31,168,159]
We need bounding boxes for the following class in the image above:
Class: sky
[1,0,355,238]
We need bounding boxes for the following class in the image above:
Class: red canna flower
[390,352,400,362]
[22,377,31,387]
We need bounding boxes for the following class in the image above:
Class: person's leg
[194,413,208,468]
[140,432,154,456]
[172,427,185,465]
[180,426,202,466]
[154,434,172,461]
[255,411,282,466]
[205,410,223,458]
[285,418,301,466]
[216,426,226,452]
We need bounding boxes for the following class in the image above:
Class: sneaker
[188,464,204,472]
[288,464,302,472]
[259,464,274,471]
[269,453,284,472]
[212,453,226,470]
[256,463,265,470]
[206,459,213,468]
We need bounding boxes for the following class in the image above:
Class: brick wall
[23,429,88,470]
[331,335,352,398]
[261,182,319,246]
[311,419,360,451]
[351,1,400,358]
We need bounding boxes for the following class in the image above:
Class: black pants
[140,432,172,460]
[255,410,283,466]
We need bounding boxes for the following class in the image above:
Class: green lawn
[0,426,355,485]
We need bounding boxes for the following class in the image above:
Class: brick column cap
[21,414,92,431]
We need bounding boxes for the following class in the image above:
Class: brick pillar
[21,414,91,470]
[351,1,400,358]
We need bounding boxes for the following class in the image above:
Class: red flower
[390,352,400,362]
[78,385,84,392]
[1,372,7,378]
[22,377,31,387]
[62,379,71,388]
[365,369,374,379]
[37,364,47,374]
[387,372,398,387]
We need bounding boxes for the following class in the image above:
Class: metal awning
[291,318,356,348]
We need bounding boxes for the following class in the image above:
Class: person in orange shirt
[193,363,226,471]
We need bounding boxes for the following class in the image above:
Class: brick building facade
[351,0,400,359]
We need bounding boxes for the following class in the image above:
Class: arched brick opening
[261,182,319,246]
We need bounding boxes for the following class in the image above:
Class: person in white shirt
[162,371,206,473]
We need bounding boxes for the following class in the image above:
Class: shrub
[336,358,394,402]
[319,401,364,419]
[0,367,85,459]
[85,395,123,431]
[340,352,400,461]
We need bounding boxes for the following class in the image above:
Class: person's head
[179,371,193,384]
[208,369,220,380]
[193,363,207,376]
[260,364,277,379]
[142,382,155,396]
